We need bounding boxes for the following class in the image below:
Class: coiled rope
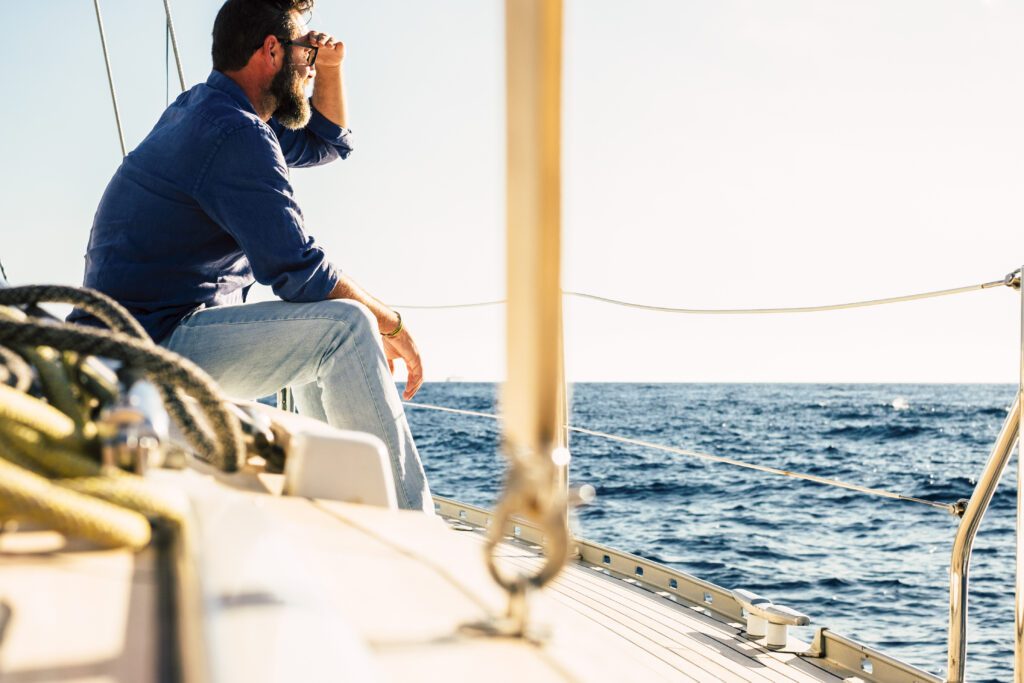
[0,286,244,471]
[0,285,242,549]
[391,270,1019,314]
[402,401,959,514]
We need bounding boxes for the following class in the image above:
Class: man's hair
[211,0,314,72]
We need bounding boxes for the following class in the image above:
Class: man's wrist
[381,310,403,338]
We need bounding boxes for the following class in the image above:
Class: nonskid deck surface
[455,527,844,683]
[0,466,847,682]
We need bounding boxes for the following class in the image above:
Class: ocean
[406,382,1018,683]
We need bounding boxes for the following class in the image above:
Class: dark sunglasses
[275,36,318,67]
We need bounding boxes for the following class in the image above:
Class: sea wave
[410,382,1016,681]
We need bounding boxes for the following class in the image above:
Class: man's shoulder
[185,83,268,141]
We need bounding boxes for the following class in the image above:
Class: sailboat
[1,2,1022,682]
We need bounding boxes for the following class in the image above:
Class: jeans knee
[323,299,378,340]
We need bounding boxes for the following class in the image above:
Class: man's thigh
[162,299,375,400]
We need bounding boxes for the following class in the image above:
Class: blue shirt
[71,70,350,342]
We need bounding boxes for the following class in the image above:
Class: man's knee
[319,299,378,339]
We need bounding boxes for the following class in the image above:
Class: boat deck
[0,464,932,682]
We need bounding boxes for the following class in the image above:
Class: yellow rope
[0,384,76,441]
[0,355,181,548]
[60,476,185,525]
[1,420,102,477]
[0,456,151,550]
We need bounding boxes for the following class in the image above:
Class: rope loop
[484,441,570,626]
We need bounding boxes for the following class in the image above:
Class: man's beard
[269,64,311,130]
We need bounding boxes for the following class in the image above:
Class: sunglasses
[276,36,318,67]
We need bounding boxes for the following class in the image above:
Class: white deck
[0,462,875,682]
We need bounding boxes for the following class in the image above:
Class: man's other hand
[383,328,424,400]
[306,31,344,69]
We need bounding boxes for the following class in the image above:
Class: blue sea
[407,383,1018,683]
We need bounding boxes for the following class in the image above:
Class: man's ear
[258,34,280,70]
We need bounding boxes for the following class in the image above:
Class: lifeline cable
[389,271,1017,314]
[402,400,959,514]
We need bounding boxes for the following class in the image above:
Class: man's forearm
[327,274,399,334]
[312,65,348,129]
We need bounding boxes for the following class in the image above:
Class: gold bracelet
[382,310,403,338]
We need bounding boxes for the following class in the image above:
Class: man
[71,0,432,511]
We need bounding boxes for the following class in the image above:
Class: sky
[4,0,1024,383]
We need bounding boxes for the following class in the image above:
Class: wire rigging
[402,400,960,514]
[92,0,126,158]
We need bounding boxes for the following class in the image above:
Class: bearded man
[71,0,433,511]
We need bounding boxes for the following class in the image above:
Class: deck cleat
[732,587,811,650]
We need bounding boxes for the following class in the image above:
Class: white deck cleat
[732,588,810,649]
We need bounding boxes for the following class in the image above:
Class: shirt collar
[206,70,259,116]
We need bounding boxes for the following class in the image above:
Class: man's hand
[325,275,421,397]
[305,30,345,69]
[383,328,424,400]
[307,30,347,127]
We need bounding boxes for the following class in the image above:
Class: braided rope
[0,345,32,391]
[1,395,184,540]
[0,455,150,550]
[0,383,77,440]
[0,319,244,471]
[60,476,185,524]
[0,287,242,471]
[0,285,148,340]
[1,421,103,478]
[0,285,227,549]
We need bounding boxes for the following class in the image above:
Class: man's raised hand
[305,31,344,69]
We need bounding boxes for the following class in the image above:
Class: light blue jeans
[162,299,433,512]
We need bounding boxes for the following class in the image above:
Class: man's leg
[163,299,432,512]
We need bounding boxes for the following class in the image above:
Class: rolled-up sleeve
[194,123,340,302]
[271,103,354,167]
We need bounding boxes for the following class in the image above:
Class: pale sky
[5,1,1023,382]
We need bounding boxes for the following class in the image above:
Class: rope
[389,272,1015,315]
[0,383,77,441]
[563,280,1007,315]
[0,286,243,471]
[0,422,184,524]
[0,456,151,550]
[402,401,958,513]
[0,345,32,392]
[403,402,499,421]
[0,285,148,339]
[0,319,244,471]
[92,0,126,158]
[392,299,505,310]
[0,285,210,549]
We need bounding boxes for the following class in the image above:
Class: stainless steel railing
[947,395,1019,682]
[947,267,1023,683]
